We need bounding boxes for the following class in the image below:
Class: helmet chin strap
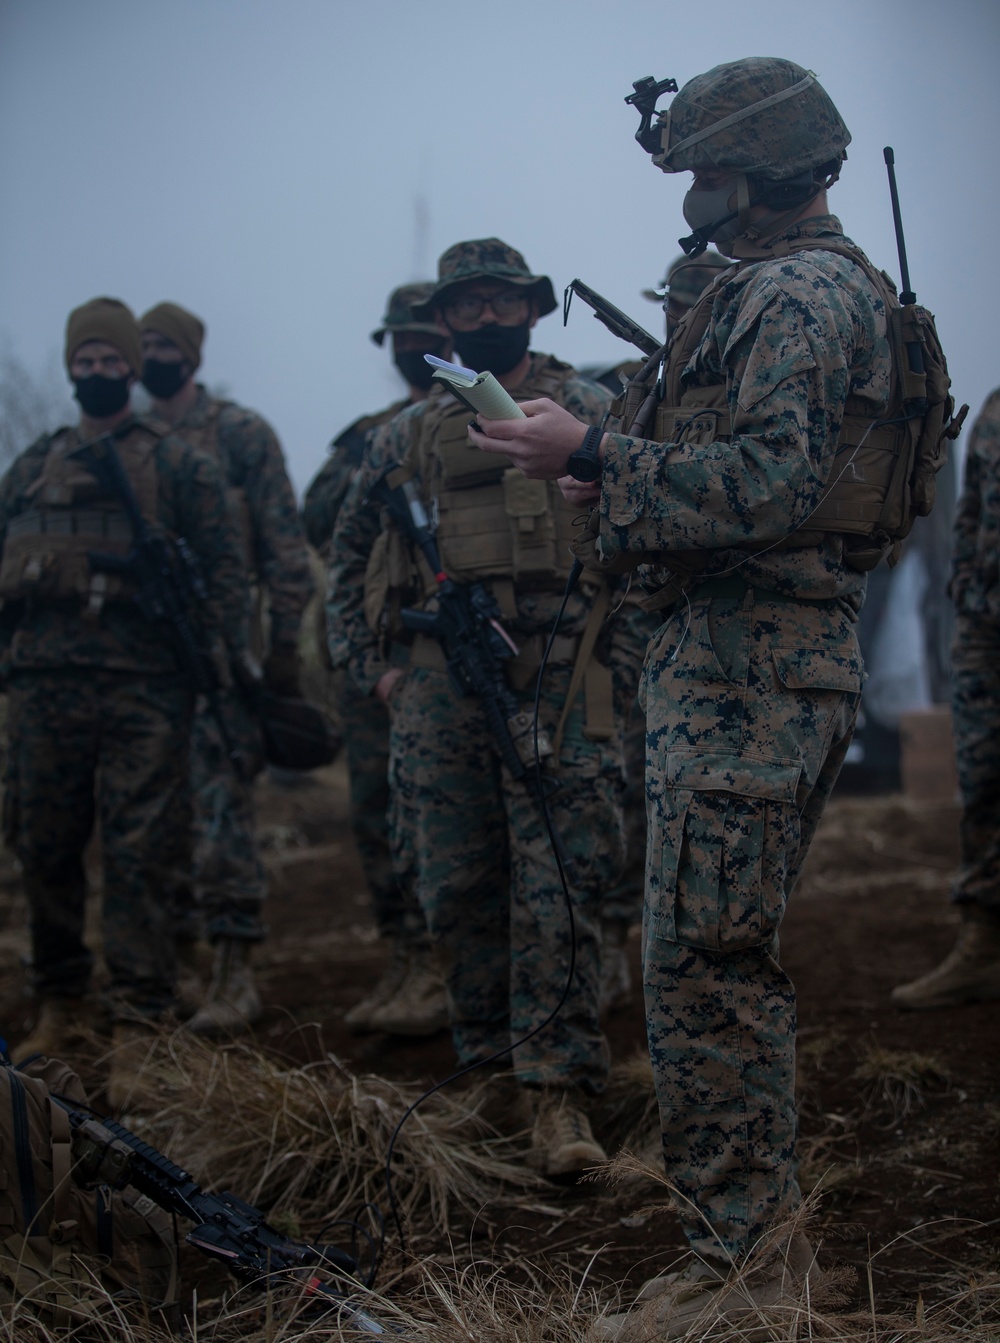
[725,188,824,259]
[736,172,754,234]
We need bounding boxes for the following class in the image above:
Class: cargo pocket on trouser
[646,749,802,952]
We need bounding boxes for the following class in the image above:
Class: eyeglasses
[443,288,530,322]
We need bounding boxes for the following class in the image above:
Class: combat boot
[591,1233,818,1342]
[476,1069,534,1134]
[186,939,262,1037]
[343,939,410,1034]
[529,1090,608,1183]
[368,944,448,1036]
[106,1021,159,1112]
[891,905,1000,1009]
[12,997,88,1064]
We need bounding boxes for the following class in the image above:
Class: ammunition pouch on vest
[425,400,581,587]
[0,430,159,615]
[602,236,963,579]
[363,358,587,641]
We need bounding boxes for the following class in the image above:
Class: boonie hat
[370,282,442,346]
[413,238,557,320]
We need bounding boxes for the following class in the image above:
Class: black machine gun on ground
[55,1093,388,1333]
[70,431,339,776]
[370,466,556,796]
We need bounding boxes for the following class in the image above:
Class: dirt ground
[1,763,997,1328]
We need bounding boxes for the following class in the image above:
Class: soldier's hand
[558,474,601,506]
[375,668,404,704]
[469,399,602,480]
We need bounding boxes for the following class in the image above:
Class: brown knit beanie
[64,297,141,375]
[139,302,205,371]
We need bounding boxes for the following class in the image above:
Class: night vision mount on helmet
[626,59,851,256]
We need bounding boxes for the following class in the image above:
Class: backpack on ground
[0,1052,179,1330]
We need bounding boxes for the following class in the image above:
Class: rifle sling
[553,580,613,762]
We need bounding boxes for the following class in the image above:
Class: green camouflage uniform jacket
[598,216,889,604]
[171,386,312,650]
[0,415,247,675]
[303,398,412,554]
[327,353,612,694]
[951,386,1000,619]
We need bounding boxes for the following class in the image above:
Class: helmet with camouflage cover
[370,282,442,346]
[653,57,850,182]
[412,239,557,320]
[643,250,731,308]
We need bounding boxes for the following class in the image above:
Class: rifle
[563,278,663,357]
[561,280,669,440]
[53,1092,389,1333]
[368,467,555,795]
[69,431,253,779]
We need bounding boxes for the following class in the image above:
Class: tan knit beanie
[64,297,141,375]
[139,302,205,370]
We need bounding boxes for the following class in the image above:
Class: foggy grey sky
[1,0,998,494]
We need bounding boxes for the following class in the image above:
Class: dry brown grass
[4,1031,997,1341]
[5,1245,997,1342]
[123,1030,544,1245]
[853,1044,950,1127]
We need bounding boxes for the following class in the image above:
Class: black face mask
[141,358,190,399]
[393,350,439,391]
[450,322,530,376]
[73,374,132,419]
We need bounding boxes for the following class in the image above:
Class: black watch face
[567,449,601,483]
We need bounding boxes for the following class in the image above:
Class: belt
[687,575,841,607]
[409,631,579,676]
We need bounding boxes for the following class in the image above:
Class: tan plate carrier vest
[610,236,959,579]
[366,359,615,754]
[0,429,159,617]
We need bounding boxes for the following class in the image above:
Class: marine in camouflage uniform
[3,298,247,1105]
[893,386,1000,1009]
[328,240,627,1178]
[139,302,313,1034]
[303,283,449,1035]
[469,62,909,1331]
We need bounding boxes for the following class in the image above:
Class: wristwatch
[566,424,604,483]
